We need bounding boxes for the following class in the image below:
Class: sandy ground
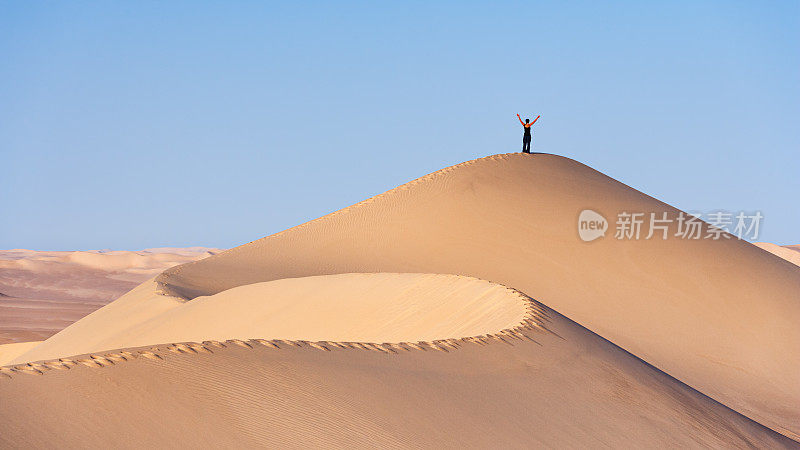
[1,153,798,447]
[0,248,219,343]
[0,295,793,448]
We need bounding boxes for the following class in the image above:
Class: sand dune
[0,297,793,448]
[143,153,799,438]
[3,153,798,446]
[0,248,219,343]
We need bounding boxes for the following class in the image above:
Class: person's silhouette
[517,114,540,153]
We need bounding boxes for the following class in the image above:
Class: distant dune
[0,248,220,343]
[1,153,797,447]
[755,242,800,267]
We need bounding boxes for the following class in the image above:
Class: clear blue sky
[2,1,798,250]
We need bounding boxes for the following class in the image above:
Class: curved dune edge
[118,273,533,345]
[8,273,544,365]
[0,296,555,376]
[0,333,543,377]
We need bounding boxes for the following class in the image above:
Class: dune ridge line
[0,281,556,379]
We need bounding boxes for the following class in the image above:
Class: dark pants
[522,137,531,153]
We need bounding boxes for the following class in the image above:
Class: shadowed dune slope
[7,274,529,363]
[150,153,800,437]
[1,304,795,449]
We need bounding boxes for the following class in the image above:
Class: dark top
[523,125,531,137]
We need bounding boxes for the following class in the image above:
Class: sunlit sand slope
[1,304,793,448]
[10,274,529,361]
[154,153,800,437]
[0,341,41,366]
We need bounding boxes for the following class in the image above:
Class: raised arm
[517,114,525,125]
[531,115,540,125]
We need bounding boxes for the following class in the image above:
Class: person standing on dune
[517,113,540,153]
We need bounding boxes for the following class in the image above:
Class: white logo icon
[578,210,608,242]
